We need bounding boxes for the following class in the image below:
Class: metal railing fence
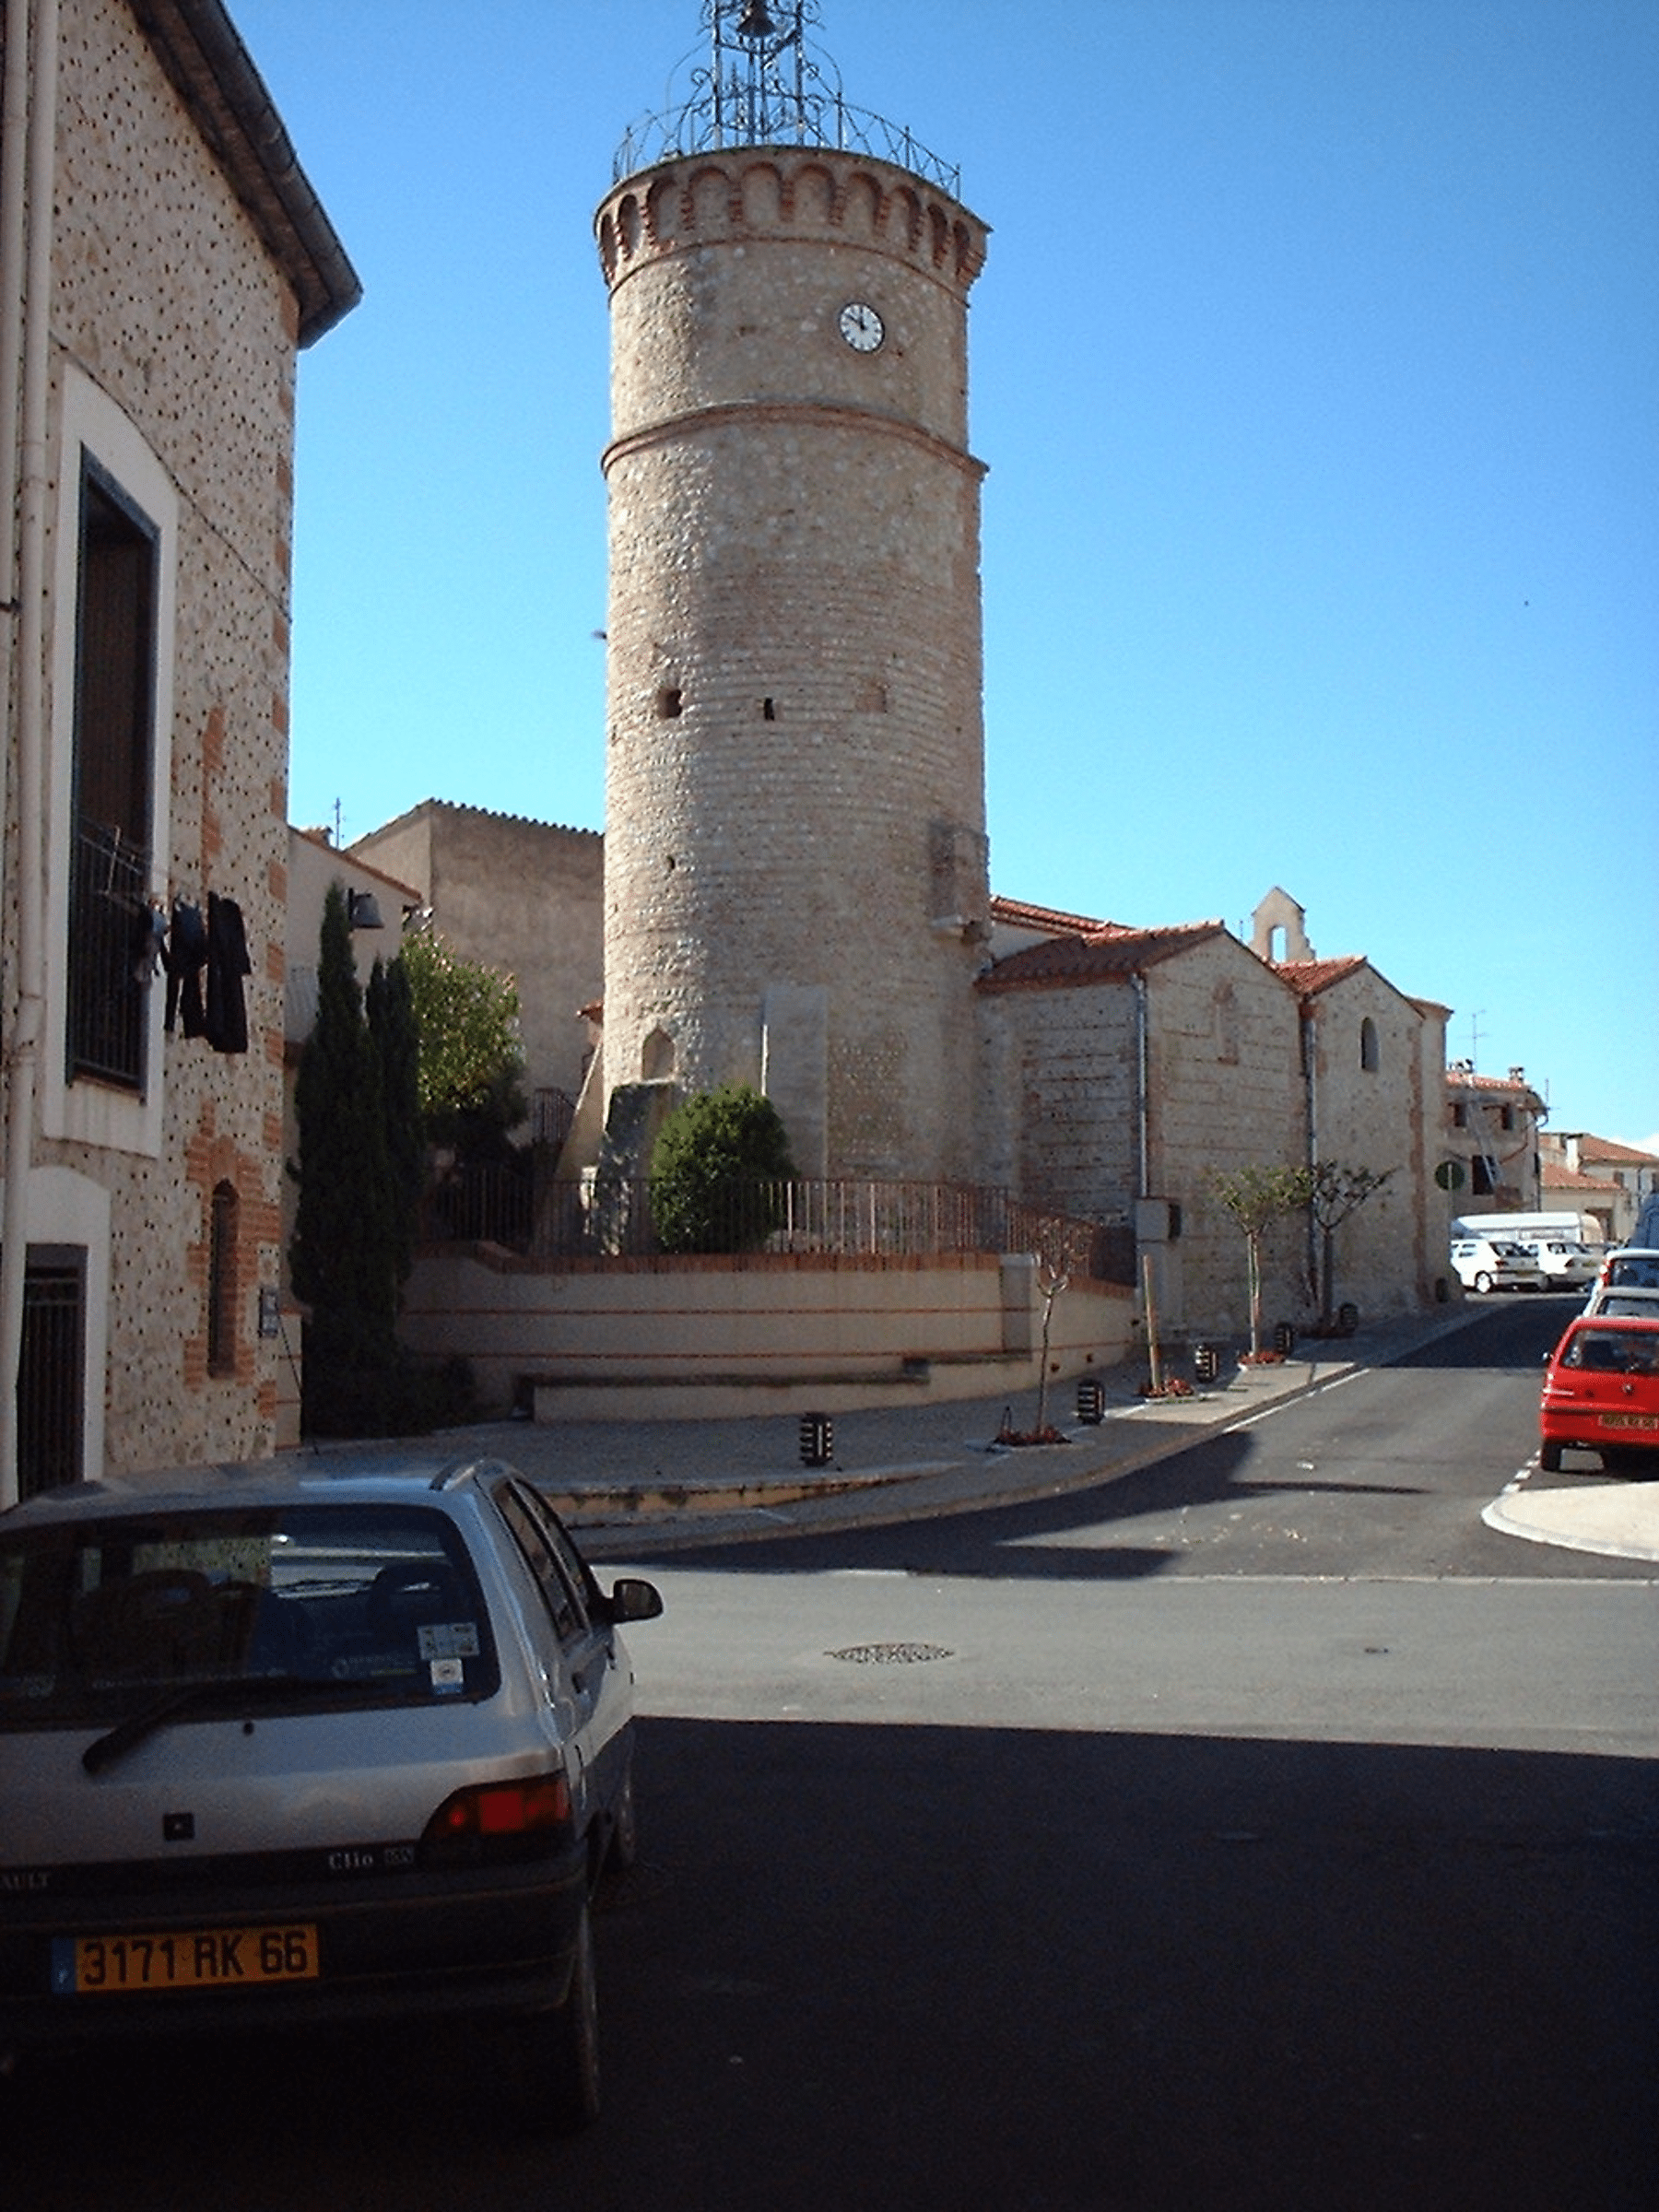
[420,1170,1133,1283]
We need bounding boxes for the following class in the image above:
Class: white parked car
[1450,1238,1544,1294]
[1519,1239,1601,1290]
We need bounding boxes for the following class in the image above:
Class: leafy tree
[650,1084,796,1253]
[400,927,527,1155]
[367,954,424,1287]
[1030,1224,1095,1438]
[1207,1163,1316,1357]
[1309,1160,1395,1328]
[290,885,400,1398]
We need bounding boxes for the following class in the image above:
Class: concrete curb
[317,1300,1659,1564]
[1482,1482,1659,1564]
[543,1335,1426,1552]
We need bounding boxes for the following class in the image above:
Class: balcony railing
[613,91,960,195]
[421,1169,1134,1284]
[67,818,150,1088]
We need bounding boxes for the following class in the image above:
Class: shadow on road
[8,1719,1654,2211]
[607,1421,1431,1582]
[1385,1294,1580,1371]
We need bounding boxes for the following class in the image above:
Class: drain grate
[828,1641,954,1665]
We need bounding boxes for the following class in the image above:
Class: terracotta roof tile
[988,895,1117,935]
[1446,1069,1546,1108]
[1275,956,1368,995]
[978,921,1227,994]
[1555,1134,1659,1168]
[1540,1163,1621,1193]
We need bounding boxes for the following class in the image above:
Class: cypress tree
[290,884,399,1413]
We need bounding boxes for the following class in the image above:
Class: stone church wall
[1304,969,1449,1315]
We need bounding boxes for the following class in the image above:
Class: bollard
[1076,1377,1105,1424]
[1194,1342,1220,1385]
[1273,1321,1296,1356]
[799,1413,833,1467]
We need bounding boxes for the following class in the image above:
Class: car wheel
[502,1900,601,2133]
[1474,1271,1494,1293]
[1538,1440,1562,1472]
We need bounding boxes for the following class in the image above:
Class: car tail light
[419,1772,572,1867]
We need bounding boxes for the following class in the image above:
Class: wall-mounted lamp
[347,890,384,930]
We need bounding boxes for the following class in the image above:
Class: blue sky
[232,0,1658,1151]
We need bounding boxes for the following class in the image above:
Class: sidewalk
[415,1306,1659,1565]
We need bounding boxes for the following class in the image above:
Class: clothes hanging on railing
[133,899,168,986]
[203,893,251,1054]
[163,897,207,1036]
[162,892,249,1053]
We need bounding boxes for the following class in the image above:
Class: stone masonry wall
[25,0,305,1469]
[1307,969,1444,1315]
[1147,938,1306,1339]
[353,802,605,1109]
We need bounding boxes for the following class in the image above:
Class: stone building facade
[1273,953,1449,1313]
[1441,1065,1545,1216]
[350,798,604,1134]
[975,890,1448,1337]
[0,0,356,1496]
[1539,1131,1659,1245]
[591,142,991,1181]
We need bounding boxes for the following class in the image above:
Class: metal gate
[18,1259,84,1500]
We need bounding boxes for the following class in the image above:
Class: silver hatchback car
[0,1453,661,2129]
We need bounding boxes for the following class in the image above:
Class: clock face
[838,300,885,353]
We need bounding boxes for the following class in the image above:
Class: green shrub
[650,1085,796,1253]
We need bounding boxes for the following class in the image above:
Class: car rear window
[1606,1255,1659,1289]
[0,1503,498,1731]
[1558,1329,1659,1376]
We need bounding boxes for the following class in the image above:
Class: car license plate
[1598,1413,1658,1431]
[51,1924,319,1995]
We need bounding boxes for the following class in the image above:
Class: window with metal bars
[66,460,157,1091]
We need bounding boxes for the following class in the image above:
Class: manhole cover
[828,1641,954,1665]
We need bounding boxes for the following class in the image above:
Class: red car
[1538,1315,1659,1473]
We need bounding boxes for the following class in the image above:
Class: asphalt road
[8,1301,1656,2211]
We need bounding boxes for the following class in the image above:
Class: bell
[736,1,776,38]
[347,889,384,930]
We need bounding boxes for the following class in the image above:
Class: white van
[1452,1210,1605,1251]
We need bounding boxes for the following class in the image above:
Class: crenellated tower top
[611,0,960,196]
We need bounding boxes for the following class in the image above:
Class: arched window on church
[1359,1017,1380,1073]
[1214,982,1240,1065]
[641,1028,675,1082]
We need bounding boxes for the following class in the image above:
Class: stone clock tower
[593,1,991,1182]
